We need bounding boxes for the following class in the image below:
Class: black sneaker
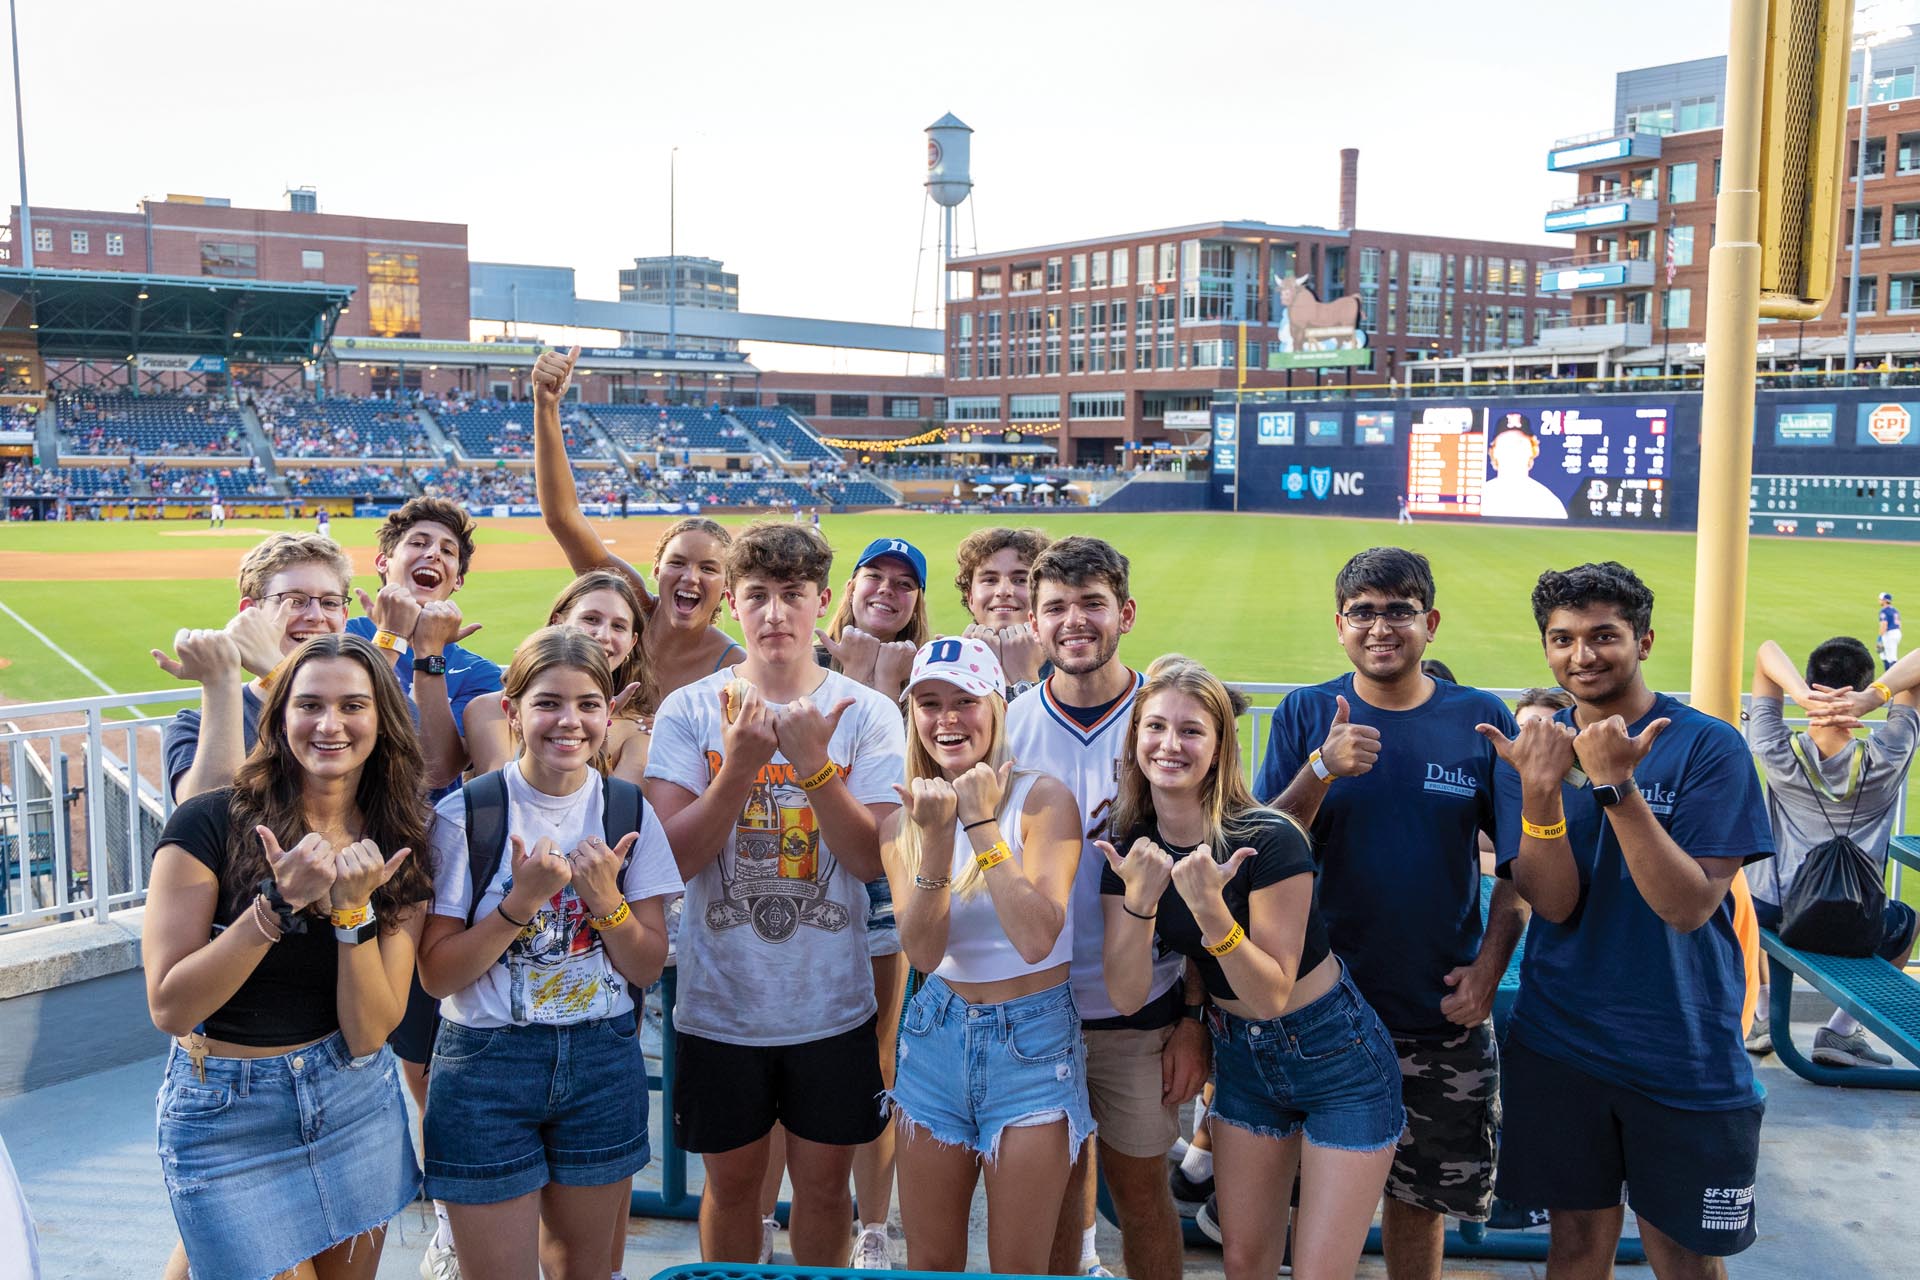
[1169,1163,1214,1207]
[1487,1198,1551,1231]
[1195,1193,1222,1244]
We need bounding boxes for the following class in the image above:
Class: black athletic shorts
[1495,1036,1762,1257]
[387,974,441,1065]
[672,1014,886,1153]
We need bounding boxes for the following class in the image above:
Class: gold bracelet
[329,902,372,929]
[797,760,839,791]
[588,900,631,931]
[973,840,1012,873]
[1203,923,1246,957]
[1521,815,1567,840]
[1872,680,1895,704]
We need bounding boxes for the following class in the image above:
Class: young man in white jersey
[645,520,908,1266]
[1005,536,1207,1280]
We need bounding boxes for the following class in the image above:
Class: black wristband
[1122,902,1158,920]
[962,817,996,832]
[496,902,533,929]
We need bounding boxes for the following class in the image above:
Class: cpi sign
[1868,402,1913,446]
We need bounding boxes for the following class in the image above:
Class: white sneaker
[851,1224,893,1269]
[420,1238,461,1280]
[759,1215,778,1265]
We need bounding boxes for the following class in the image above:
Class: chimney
[1339,149,1358,231]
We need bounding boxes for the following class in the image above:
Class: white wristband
[1309,750,1334,782]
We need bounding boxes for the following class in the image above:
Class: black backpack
[1778,737,1886,957]
[461,769,645,927]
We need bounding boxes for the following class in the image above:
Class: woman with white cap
[883,635,1088,1274]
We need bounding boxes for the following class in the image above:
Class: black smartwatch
[416,653,448,678]
[1183,1002,1207,1023]
[256,876,309,935]
[1592,777,1634,807]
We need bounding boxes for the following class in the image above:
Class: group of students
[138,347,1915,1280]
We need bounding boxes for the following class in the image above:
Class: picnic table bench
[1759,838,1920,1089]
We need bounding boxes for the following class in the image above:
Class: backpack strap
[1787,735,1871,839]
[461,770,511,928]
[602,776,644,880]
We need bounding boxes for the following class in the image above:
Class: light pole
[10,0,32,271]
[1846,7,1915,383]
[667,146,678,402]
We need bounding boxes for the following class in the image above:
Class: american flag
[1665,217,1678,287]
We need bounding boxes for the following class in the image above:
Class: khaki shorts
[1083,1023,1179,1158]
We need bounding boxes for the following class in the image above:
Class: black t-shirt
[1100,811,1327,1003]
[155,790,342,1046]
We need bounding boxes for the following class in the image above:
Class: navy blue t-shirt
[163,685,264,795]
[1492,693,1773,1110]
[1252,674,1517,1036]
[346,615,502,800]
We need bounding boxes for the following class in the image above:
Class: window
[1855,137,1889,179]
[32,226,50,252]
[1627,102,1674,133]
[980,269,1002,297]
[1663,288,1691,329]
[1445,254,1456,290]
[1010,264,1042,293]
[776,392,818,415]
[105,232,124,256]
[1405,293,1441,337]
[202,242,259,279]
[1676,96,1720,131]
[1895,203,1920,244]
[1070,254,1087,290]
[1485,306,1504,348]
[1669,224,1695,267]
[1407,252,1441,289]
[1901,132,1920,175]
[1009,394,1060,420]
[1157,294,1176,369]
[1046,257,1062,292]
[1666,161,1698,206]
[1112,249,1128,288]
[1025,306,1042,377]
[954,312,973,379]
[1110,300,1128,371]
[301,249,324,269]
[1190,339,1236,368]
[365,250,420,335]
[1506,309,1526,345]
[946,396,1000,422]
[1135,292,1154,370]
[1485,256,1505,294]
[1090,252,1107,289]
[1159,242,1176,282]
[1070,393,1125,419]
[830,395,870,417]
[886,397,920,419]
[949,270,975,301]
[982,311,1002,378]
[1852,206,1885,247]
[1068,304,1087,374]
[1852,65,1918,105]
[1890,272,1920,313]
[69,230,88,254]
[1848,275,1880,315]
[1137,246,1153,289]
[1090,302,1107,373]
[1046,306,1061,375]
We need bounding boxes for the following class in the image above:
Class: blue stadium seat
[57,393,249,457]
[437,403,609,460]
[733,407,840,461]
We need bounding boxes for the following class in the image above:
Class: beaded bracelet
[589,901,632,931]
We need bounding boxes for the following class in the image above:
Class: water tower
[920,113,975,343]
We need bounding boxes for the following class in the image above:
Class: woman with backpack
[416,625,682,1280]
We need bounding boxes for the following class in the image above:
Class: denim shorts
[865,876,900,957]
[1208,964,1406,1153]
[424,1011,650,1204]
[888,975,1094,1160]
[156,1034,419,1280]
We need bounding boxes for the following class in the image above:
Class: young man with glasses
[157,532,355,802]
[1251,547,1522,1280]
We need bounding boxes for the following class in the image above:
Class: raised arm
[886,801,955,975]
[154,630,249,803]
[531,347,655,609]
[327,839,425,1056]
[963,770,1076,965]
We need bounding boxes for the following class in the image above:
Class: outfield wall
[1210,389,1920,540]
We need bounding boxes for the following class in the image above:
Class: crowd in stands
[587,403,753,453]
[439,401,610,461]
[57,392,249,456]
[281,465,411,498]
[0,463,130,496]
[255,394,425,458]
[145,464,277,499]
[732,406,840,461]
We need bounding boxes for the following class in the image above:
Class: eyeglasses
[1340,605,1425,629]
[263,591,351,615]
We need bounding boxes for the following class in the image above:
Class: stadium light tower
[9,0,31,271]
[1844,2,1917,382]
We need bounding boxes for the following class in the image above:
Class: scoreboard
[1751,473,1920,541]
[1406,402,1670,524]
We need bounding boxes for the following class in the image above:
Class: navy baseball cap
[855,537,927,589]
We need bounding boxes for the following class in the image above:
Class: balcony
[1544,188,1661,234]
[1536,314,1653,349]
[1547,125,1667,172]
[1540,254,1657,292]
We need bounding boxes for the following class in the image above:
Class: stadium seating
[815,479,895,507]
[0,465,131,497]
[733,407,840,461]
[280,466,413,498]
[589,404,753,454]
[145,466,277,499]
[262,397,426,458]
[57,393,249,457]
[439,403,609,460]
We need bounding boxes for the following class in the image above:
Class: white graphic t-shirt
[430,766,683,1028]
[646,666,907,1046]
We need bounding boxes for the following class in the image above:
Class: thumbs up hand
[1318,695,1382,778]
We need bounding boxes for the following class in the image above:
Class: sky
[7,0,1733,372]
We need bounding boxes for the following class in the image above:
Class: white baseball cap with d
[901,636,1006,701]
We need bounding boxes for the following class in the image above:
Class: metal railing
[1547,187,1659,212]
[0,683,1905,929]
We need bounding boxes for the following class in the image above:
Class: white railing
[0,683,1903,929]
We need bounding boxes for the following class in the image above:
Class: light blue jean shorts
[887,975,1094,1161]
[156,1034,419,1280]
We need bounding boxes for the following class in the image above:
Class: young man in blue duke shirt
[1254,547,1523,1280]
[1481,561,1772,1276]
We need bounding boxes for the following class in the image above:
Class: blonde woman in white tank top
[881,636,1088,1275]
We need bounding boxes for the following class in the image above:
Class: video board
[1406,403,1670,523]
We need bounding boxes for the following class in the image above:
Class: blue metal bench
[0,830,57,917]
[1758,837,1920,1090]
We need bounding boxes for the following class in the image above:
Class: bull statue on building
[1276,276,1367,353]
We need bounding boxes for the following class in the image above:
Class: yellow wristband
[973,840,1012,873]
[1203,923,1246,957]
[588,900,631,931]
[329,902,372,929]
[1521,815,1567,840]
[797,760,839,792]
[1872,680,1895,704]
[372,629,409,656]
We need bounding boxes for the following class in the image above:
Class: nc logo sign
[1288,467,1363,501]
[1284,466,1306,500]
[1309,467,1332,499]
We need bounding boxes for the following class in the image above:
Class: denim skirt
[156,1033,419,1280]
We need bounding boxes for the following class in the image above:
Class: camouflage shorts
[1384,1021,1500,1221]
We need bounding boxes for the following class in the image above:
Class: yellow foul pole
[1690,0,1769,725]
